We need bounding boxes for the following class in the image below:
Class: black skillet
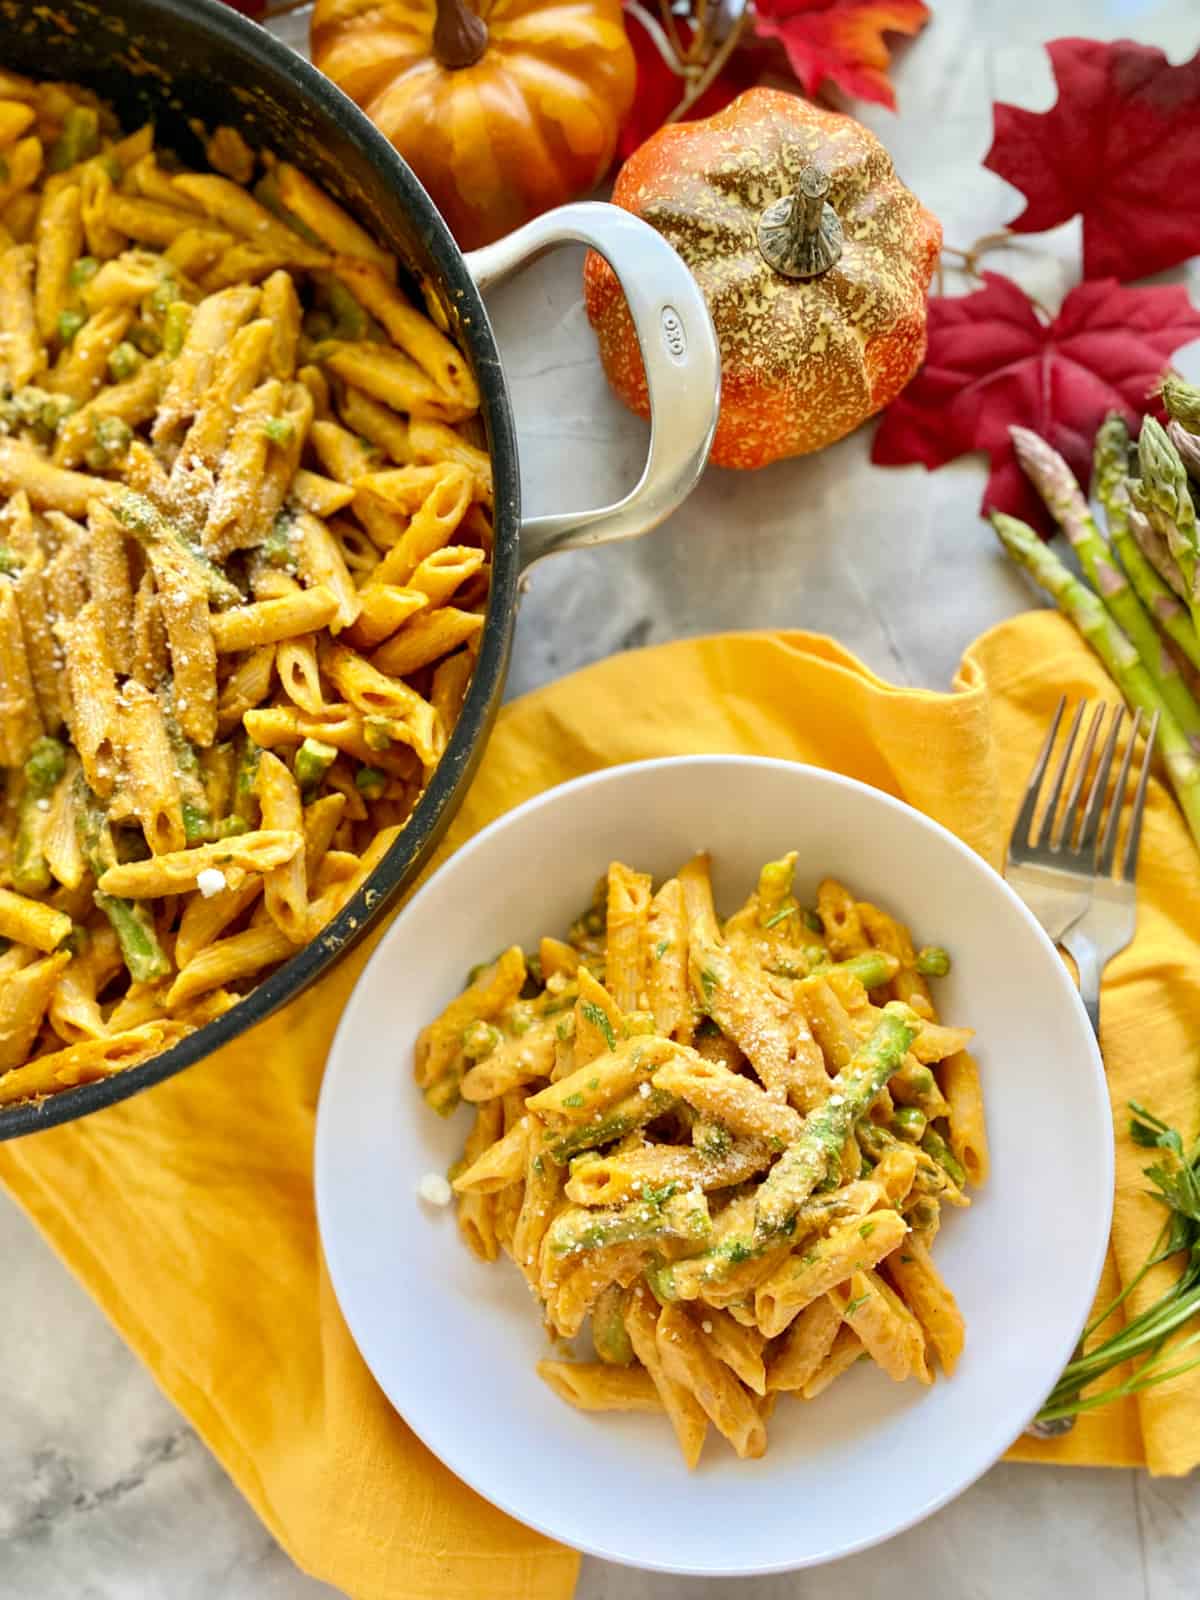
[0,0,719,1136]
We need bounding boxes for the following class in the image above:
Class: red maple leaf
[617,6,762,162]
[752,0,930,111]
[984,38,1200,283]
[871,272,1200,533]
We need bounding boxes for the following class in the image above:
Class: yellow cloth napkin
[2,616,1197,1600]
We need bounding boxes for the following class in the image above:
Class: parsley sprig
[1035,1102,1200,1424]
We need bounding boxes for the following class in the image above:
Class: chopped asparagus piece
[94,892,170,983]
[47,105,100,173]
[294,737,338,795]
[354,765,387,800]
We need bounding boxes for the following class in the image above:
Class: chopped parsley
[654,939,670,960]
[581,1001,617,1052]
[858,1221,876,1239]
[531,1155,544,1176]
[844,1292,871,1318]
[562,1092,585,1109]
[699,967,719,1004]
[727,1240,753,1265]
[800,1251,819,1267]
[587,1076,600,1091]
[762,905,796,929]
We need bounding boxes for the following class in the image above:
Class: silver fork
[1005,696,1158,1436]
[1005,698,1158,1023]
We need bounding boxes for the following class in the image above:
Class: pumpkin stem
[432,0,488,69]
[757,165,844,280]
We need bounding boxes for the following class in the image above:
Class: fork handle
[1024,929,1098,1444]
[1062,930,1102,1039]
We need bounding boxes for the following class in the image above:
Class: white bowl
[316,756,1111,1575]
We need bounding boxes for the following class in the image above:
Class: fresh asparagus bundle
[1130,418,1200,635]
[992,512,1200,848]
[1092,415,1200,673]
[1010,425,1200,738]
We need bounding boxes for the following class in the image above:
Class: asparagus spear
[163,702,211,843]
[547,1087,676,1164]
[754,1001,921,1241]
[992,512,1200,848]
[1093,416,1200,673]
[545,1189,711,1258]
[834,950,899,988]
[1167,419,1200,483]
[921,1127,966,1188]
[1127,501,1189,600]
[75,779,170,983]
[113,490,243,610]
[1011,425,1200,740]
[1135,418,1200,633]
[1160,374,1200,434]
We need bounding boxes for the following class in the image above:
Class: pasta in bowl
[316,756,1112,1573]
[0,73,493,1108]
[420,854,984,1467]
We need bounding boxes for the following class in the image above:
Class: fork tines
[1011,697,1159,881]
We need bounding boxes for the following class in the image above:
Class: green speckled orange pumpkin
[583,88,942,470]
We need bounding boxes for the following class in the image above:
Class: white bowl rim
[316,754,1114,1575]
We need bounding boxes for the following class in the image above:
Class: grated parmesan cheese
[196,867,227,899]
[417,1172,453,1207]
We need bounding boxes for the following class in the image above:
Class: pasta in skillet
[417,856,988,1467]
[0,73,493,1106]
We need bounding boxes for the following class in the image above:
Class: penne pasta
[117,679,186,854]
[0,79,493,1105]
[86,498,134,674]
[0,1021,192,1107]
[210,586,337,653]
[276,163,395,274]
[421,856,985,1463]
[331,256,479,409]
[0,949,70,1070]
[537,1360,663,1414]
[0,242,42,388]
[34,182,83,343]
[254,752,308,943]
[624,1288,708,1469]
[0,436,111,514]
[368,606,483,678]
[96,829,302,897]
[61,598,118,796]
[0,885,72,951]
[322,340,472,423]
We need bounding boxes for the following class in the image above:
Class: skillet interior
[0,0,522,1137]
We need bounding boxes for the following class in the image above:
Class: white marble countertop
[4,0,1200,1595]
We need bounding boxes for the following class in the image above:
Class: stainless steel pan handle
[465,201,720,573]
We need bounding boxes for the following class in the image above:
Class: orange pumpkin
[311,0,636,252]
[584,88,942,470]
